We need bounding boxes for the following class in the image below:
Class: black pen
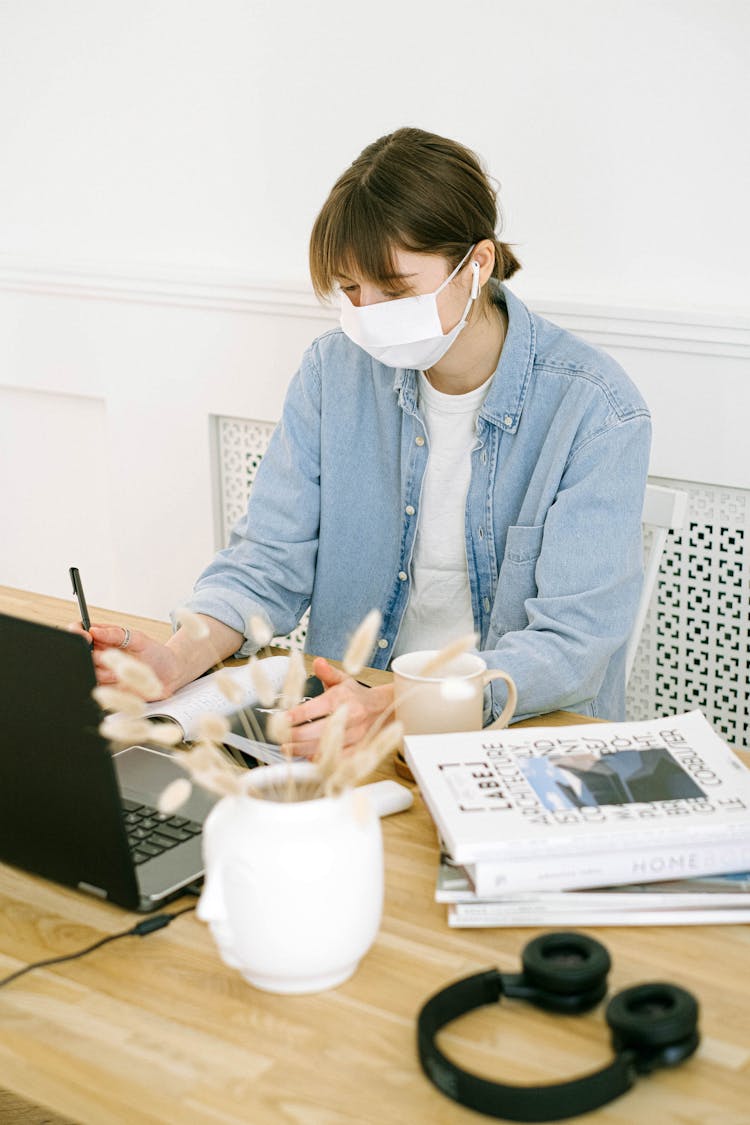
[69,566,91,633]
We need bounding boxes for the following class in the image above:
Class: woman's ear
[473,238,497,286]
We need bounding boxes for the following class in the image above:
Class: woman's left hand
[283,656,394,758]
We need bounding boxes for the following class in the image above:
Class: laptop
[0,611,215,912]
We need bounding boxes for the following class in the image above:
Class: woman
[84,127,651,753]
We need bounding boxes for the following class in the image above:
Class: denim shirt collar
[392,282,535,433]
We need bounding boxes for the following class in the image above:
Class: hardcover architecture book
[404,711,750,894]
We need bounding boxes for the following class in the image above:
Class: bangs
[309,182,408,299]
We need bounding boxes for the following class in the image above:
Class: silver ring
[119,626,131,649]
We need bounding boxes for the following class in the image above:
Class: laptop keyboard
[121,797,202,865]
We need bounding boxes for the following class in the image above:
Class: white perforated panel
[627,478,750,747]
[213,415,308,651]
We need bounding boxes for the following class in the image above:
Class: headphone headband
[416,933,699,1122]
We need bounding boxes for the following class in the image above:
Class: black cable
[0,905,195,990]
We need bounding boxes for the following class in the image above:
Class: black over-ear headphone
[417,931,699,1122]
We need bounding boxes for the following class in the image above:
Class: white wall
[2,0,748,306]
[1,0,748,619]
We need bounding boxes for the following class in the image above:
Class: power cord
[0,904,196,990]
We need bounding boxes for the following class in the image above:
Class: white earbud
[470,260,481,299]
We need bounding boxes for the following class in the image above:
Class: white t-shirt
[391,371,493,660]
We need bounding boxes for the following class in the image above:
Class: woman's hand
[283,656,394,758]
[68,622,183,700]
[69,612,244,701]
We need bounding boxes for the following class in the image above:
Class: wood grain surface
[1,587,749,1124]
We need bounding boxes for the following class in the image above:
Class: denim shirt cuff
[172,590,273,659]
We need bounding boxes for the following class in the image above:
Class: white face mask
[339,245,480,370]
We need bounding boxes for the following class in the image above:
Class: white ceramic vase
[197,761,384,994]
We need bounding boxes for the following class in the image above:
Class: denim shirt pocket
[492,523,545,635]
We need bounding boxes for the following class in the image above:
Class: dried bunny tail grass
[99,714,183,747]
[173,607,211,641]
[232,769,264,800]
[158,777,193,815]
[249,614,273,648]
[279,648,307,710]
[143,722,184,747]
[99,715,160,745]
[351,787,371,826]
[194,713,231,743]
[170,741,254,800]
[178,740,235,774]
[324,720,404,798]
[214,669,246,704]
[265,711,293,750]
[342,609,382,676]
[357,719,405,776]
[315,704,349,779]
[99,649,165,699]
[440,676,477,703]
[249,657,278,708]
[92,685,146,717]
[418,633,478,678]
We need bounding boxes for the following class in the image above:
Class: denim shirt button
[503,414,513,427]
[415,436,425,446]
[398,571,408,581]
[405,505,415,516]
[377,638,389,649]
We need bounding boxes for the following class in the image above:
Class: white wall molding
[1,255,748,358]
[521,301,750,361]
[0,256,333,321]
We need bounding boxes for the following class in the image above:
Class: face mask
[339,245,480,370]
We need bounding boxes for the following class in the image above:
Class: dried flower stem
[342,609,382,676]
[418,632,478,678]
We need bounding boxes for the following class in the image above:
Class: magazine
[437,855,750,927]
[404,712,750,874]
[447,902,750,927]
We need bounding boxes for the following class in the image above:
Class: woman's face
[335,247,475,335]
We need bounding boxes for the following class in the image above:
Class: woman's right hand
[68,622,183,700]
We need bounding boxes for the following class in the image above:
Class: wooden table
[1,586,749,1125]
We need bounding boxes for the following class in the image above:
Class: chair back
[626,484,689,684]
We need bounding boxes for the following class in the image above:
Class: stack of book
[404,710,750,927]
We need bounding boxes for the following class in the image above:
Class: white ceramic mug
[391,650,517,736]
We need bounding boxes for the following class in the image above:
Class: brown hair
[309,127,521,300]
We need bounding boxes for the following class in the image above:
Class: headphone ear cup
[521,931,611,996]
[607,983,699,1057]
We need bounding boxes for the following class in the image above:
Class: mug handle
[483,669,517,731]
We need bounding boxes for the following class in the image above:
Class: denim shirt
[184,284,651,722]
